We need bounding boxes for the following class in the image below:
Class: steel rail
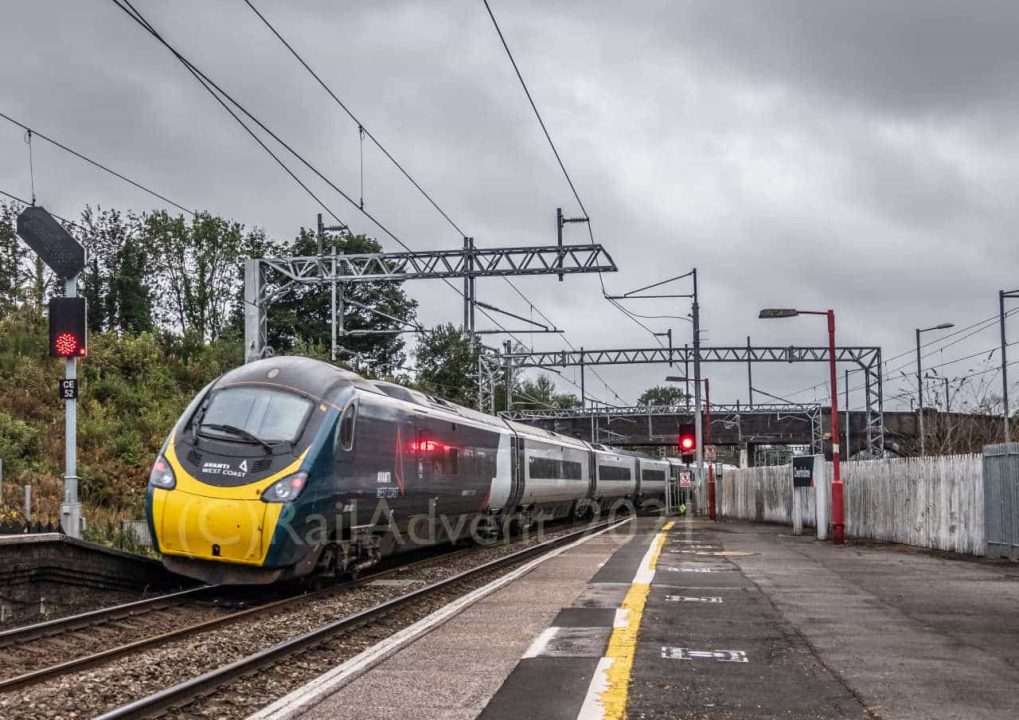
[0,585,213,646]
[0,546,474,693]
[95,519,625,720]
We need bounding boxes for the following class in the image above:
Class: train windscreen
[199,386,312,443]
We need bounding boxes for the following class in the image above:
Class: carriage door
[508,434,526,510]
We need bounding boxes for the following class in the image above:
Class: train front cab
[147,362,354,585]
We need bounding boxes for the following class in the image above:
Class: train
[145,356,683,585]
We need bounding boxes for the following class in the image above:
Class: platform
[0,532,185,625]
[274,518,1019,720]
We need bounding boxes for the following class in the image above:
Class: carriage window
[599,465,632,481]
[562,460,583,480]
[529,456,559,479]
[337,402,357,452]
[642,469,666,483]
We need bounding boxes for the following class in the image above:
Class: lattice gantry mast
[242,241,617,374]
[498,345,885,457]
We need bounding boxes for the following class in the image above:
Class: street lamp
[665,375,714,520]
[915,323,954,456]
[759,307,844,544]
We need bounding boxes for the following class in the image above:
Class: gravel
[0,521,608,720]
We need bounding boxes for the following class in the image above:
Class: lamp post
[915,323,954,456]
[759,308,845,544]
[1000,290,1019,442]
[666,375,713,520]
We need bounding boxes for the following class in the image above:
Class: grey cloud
[1,0,1017,408]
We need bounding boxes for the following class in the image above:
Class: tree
[514,374,582,411]
[74,207,153,334]
[145,210,251,343]
[637,385,689,407]
[267,229,418,376]
[414,324,480,406]
[0,203,30,315]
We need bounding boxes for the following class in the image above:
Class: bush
[0,411,37,472]
[0,310,237,534]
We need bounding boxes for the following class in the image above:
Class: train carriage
[146,357,670,585]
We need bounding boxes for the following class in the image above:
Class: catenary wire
[481,0,665,347]
[109,3,501,327]
[245,0,627,402]
[782,309,1014,400]
[0,188,83,230]
[0,110,195,216]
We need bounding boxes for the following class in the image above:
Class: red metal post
[827,310,845,544]
[706,378,716,521]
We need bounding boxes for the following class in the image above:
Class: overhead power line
[242,0,466,239]
[481,0,588,220]
[109,0,547,354]
[784,309,1015,400]
[245,0,626,402]
[0,188,83,230]
[0,110,195,216]
[480,0,668,349]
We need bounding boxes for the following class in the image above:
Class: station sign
[792,455,814,488]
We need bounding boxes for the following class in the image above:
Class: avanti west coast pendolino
[146,356,677,585]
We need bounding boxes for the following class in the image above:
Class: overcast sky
[2,0,1018,410]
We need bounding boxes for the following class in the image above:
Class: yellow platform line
[579,520,674,720]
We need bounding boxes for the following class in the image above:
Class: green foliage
[414,324,480,406]
[0,200,419,545]
[266,229,418,376]
[514,374,582,411]
[0,411,37,471]
[83,518,153,555]
[74,207,153,334]
[0,203,31,314]
[144,210,249,341]
[637,385,689,407]
[0,311,241,525]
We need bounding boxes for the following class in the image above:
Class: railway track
[0,585,223,686]
[0,519,621,719]
[93,519,623,720]
[0,545,472,694]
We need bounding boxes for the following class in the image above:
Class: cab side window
[336,402,357,454]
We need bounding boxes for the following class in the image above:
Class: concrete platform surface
[293,521,639,720]
[285,518,1019,720]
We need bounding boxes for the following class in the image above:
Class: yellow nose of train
[149,443,304,566]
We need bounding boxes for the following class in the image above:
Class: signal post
[17,207,87,538]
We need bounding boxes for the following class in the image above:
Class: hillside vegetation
[0,201,577,547]
[0,307,242,538]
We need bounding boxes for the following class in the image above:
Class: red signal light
[54,331,86,357]
[49,297,87,358]
[678,422,696,461]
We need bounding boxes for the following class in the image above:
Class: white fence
[719,454,984,555]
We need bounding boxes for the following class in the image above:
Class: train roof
[232,357,675,460]
[217,356,378,398]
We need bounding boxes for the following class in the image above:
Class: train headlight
[149,456,176,490]
[261,472,308,503]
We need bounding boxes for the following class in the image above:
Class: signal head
[48,297,87,359]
